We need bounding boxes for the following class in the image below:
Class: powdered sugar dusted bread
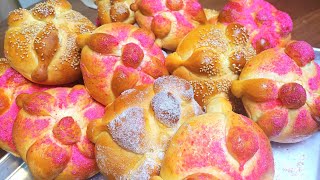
[232,41,319,143]
[87,76,203,179]
[130,0,207,51]
[96,0,135,24]
[0,58,46,156]
[166,23,255,113]
[155,98,274,179]
[219,0,293,53]
[77,23,168,106]
[13,85,105,179]
[4,0,95,85]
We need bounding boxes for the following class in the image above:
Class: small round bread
[166,23,256,111]
[219,0,293,53]
[232,41,319,143]
[130,0,207,51]
[155,98,274,179]
[13,85,105,179]
[87,76,203,179]
[96,0,135,25]
[4,0,95,85]
[77,23,168,106]
[0,58,46,156]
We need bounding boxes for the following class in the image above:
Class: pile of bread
[0,0,319,179]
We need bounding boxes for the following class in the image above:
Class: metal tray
[1,48,320,180]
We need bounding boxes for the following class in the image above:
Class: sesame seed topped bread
[232,41,320,143]
[87,76,203,179]
[96,0,136,25]
[166,23,256,112]
[4,0,95,85]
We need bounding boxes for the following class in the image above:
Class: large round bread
[87,76,203,179]
[166,23,255,112]
[0,58,46,156]
[155,99,274,180]
[77,23,168,106]
[232,41,319,143]
[13,85,105,179]
[4,0,95,85]
[219,0,293,53]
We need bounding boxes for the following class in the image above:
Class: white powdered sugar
[126,153,162,180]
[151,91,181,127]
[154,76,194,101]
[107,107,146,154]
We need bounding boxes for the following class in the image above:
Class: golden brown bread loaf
[0,58,47,156]
[166,23,255,113]
[13,85,105,179]
[87,76,203,179]
[130,0,207,51]
[4,0,95,85]
[153,98,274,180]
[77,23,168,106]
[96,0,136,25]
[232,41,319,143]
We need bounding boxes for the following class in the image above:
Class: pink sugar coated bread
[155,98,274,179]
[77,23,168,106]
[219,0,293,53]
[13,85,105,179]
[232,41,320,143]
[130,0,207,51]
[0,59,46,156]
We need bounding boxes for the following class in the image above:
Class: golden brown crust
[87,76,203,179]
[166,23,256,110]
[4,0,95,85]
[96,0,136,25]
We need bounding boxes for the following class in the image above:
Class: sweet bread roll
[130,0,207,51]
[0,58,47,156]
[77,23,168,106]
[166,23,255,112]
[232,41,319,143]
[4,0,95,85]
[87,76,203,179]
[219,0,293,53]
[155,98,274,179]
[96,0,135,25]
[13,85,105,179]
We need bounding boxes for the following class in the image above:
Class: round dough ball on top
[87,76,203,179]
[77,23,168,106]
[13,85,105,179]
[232,41,320,143]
